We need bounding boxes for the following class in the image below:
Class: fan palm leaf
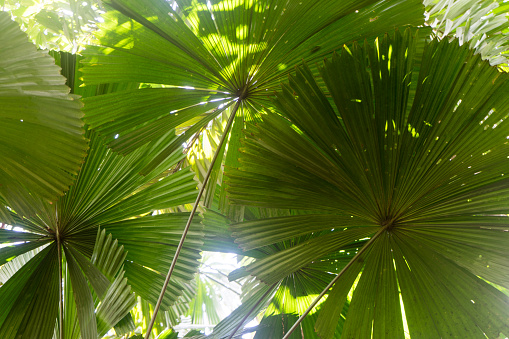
[0,12,87,217]
[0,129,201,338]
[199,207,344,338]
[80,2,427,332]
[0,53,203,338]
[226,28,509,338]
[80,0,425,173]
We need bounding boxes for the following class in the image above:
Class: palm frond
[0,246,47,285]
[0,12,87,216]
[81,0,425,174]
[0,52,203,338]
[226,28,509,338]
[210,281,277,338]
[425,0,509,66]
[0,244,60,338]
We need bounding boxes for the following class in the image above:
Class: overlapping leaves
[0,53,203,338]
[198,207,354,338]
[0,227,136,339]
[80,0,425,176]
[425,0,509,67]
[226,29,509,338]
[0,122,203,337]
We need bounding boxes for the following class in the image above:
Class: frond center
[380,217,397,232]
[235,85,250,100]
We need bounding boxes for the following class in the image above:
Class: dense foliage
[1,1,509,338]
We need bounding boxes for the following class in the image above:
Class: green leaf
[124,261,191,311]
[66,243,110,298]
[0,50,202,338]
[0,228,47,244]
[113,313,136,336]
[61,257,82,339]
[211,282,277,339]
[314,257,364,339]
[227,29,509,337]
[156,328,178,339]
[0,240,51,265]
[0,12,87,215]
[90,228,127,282]
[0,244,59,339]
[0,246,47,284]
[103,213,203,279]
[201,209,242,254]
[64,246,97,339]
[231,214,373,251]
[242,228,376,285]
[96,270,137,336]
[81,0,425,172]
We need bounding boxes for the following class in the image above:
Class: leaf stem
[201,262,243,286]
[57,232,64,339]
[144,100,242,339]
[282,227,386,339]
[201,273,241,296]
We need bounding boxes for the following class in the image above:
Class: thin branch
[144,100,241,339]
[282,227,386,339]
[57,233,64,339]
[201,273,241,296]
[201,262,243,287]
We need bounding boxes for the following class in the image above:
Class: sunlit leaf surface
[0,12,87,216]
[226,29,509,338]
